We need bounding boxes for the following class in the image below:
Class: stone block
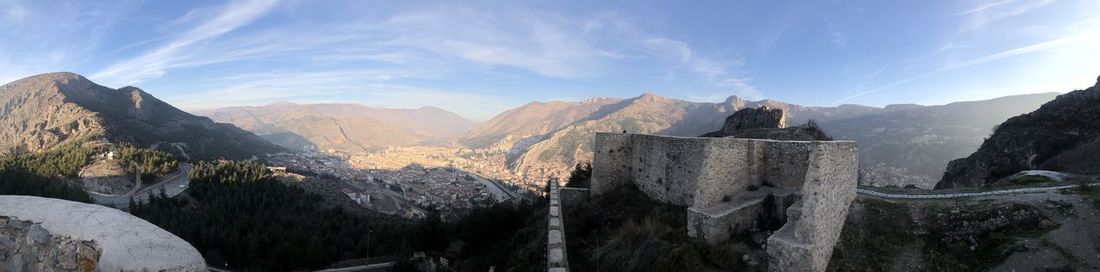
[549,218,560,227]
[548,230,562,244]
[26,224,47,245]
[550,206,559,217]
[548,248,563,264]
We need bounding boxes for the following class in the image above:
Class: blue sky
[1,0,1098,121]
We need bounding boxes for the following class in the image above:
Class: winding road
[91,163,193,208]
[857,182,1099,199]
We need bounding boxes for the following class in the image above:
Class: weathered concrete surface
[591,132,858,272]
[0,195,207,272]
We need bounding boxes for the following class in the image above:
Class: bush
[566,162,592,188]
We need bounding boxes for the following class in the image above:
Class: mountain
[459,98,622,149]
[938,76,1100,188]
[471,92,1056,188]
[199,102,476,152]
[494,93,880,181]
[0,72,283,160]
[819,92,1059,188]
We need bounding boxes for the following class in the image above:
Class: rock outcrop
[938,75,1100,188]
[702,106,832,141]
[0,72,284,160]
[0,195,207,271]
[720,105,787,132]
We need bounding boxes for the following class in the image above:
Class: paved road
[857,182,1099,199]
[470,173,515,201]
[313,262,393,272]
[92,163,193,208]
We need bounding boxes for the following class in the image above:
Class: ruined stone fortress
[591,132,858,272]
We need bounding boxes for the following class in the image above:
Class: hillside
[475,92,1054,187]
[459,98,622,149]
[0,72,283,160]
[200,102,476,152]
[820,92,1059,188]
[938,76,1100,188]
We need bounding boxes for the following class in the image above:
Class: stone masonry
[590,132,858,272]
[0,216,101,272]
[0,195,207,272]
[546,179,569,272]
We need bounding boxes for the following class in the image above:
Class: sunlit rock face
[0,195,206,272]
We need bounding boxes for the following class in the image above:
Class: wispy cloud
[946,0,1016,18]
[91,0,280,86]
[834,29,1099,104]
[950,0,1057,31]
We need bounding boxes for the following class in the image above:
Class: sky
[1,0,1098,121]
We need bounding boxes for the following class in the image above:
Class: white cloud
[91,0,280,86]
[644,38,692,64]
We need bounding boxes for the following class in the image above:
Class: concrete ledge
[0,196,207,272]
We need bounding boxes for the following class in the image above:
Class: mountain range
[0,72,1065,189]
[0,72,283,160]
[939,76,1100,188]
[462,92,1057,188]
[198,103,476,153]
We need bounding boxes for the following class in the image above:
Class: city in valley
[259,147,531,220]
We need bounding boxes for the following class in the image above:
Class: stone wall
[590,132,858,272]
[546,180,569,272]
[0,196,207,272]
[559,187,589,207]
[0,216,100,272]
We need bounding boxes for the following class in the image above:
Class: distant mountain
[199,102,476,152]
[488,93,882,181]
[938,76,1100,188]
[0,72,284,160]
[471,92,1056,188]
[819,92,1059,188]
[459,98,621,149]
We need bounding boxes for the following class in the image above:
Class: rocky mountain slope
[820,92,1058,188]
[0,72,283,160]
[459,98,622,149]
[501,93,879,181]
[938,76,1100,188]
[199,102,476,152]
[473,92,1055,187]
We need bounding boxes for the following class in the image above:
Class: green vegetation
[830,198,1057,271]
[1001,175,1056,187]
[113,144,178,181]
[564,184,760,271]
[0,137,96,202]
[132,160,546,272]
[565,162,592,188]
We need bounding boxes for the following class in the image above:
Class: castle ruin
[590,132,857,272]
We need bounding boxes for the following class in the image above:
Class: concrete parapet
[0,195,207,272]
[590,133,858,272]
[546,179,570,272]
